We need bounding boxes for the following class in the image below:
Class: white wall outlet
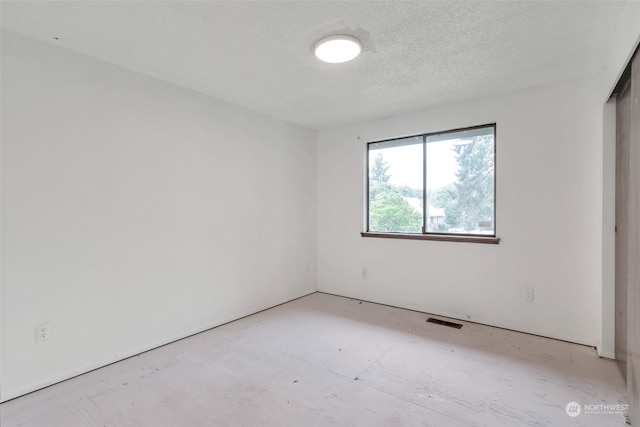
[523,288,534,302]
[35,322,51,342]
[361,267,368,279]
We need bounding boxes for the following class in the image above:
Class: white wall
[0,30,317,401]
[317,77,603,346]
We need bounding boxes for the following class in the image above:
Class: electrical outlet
[523,288,534,302]
[35,322,51,342]
[361,267,368,279]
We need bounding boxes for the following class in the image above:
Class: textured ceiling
[0,1,627,130]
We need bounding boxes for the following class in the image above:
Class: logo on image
[565,401,629,417]
[565,401,581,417]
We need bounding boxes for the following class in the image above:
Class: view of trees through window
[368,125,495,235]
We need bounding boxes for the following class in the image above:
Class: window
[365,124,497,243]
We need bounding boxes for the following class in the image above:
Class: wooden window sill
[361,232,500,244]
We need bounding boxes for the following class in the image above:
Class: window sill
[361,232,500,244]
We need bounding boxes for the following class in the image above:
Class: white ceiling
[1,1,627,130]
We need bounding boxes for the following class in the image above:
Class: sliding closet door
[616,49,640,423]
[627,51,640,425]
[615,72,630,381]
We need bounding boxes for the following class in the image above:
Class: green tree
[368,151,423,233]
[453,135,494,231]
[398,184,423,199]
[429,184,461,230]
[370,153,390,186]
[370,191,422,233]
[369,152,392,204]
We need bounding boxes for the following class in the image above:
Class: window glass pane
[426,127,494,234]
[368,137,423,233]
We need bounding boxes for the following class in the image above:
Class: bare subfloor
[0,293,627,426]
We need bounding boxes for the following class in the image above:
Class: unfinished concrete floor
[0,292,628,426]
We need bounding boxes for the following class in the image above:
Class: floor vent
[426,318,463,329]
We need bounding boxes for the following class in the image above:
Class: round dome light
[314,35,361,63]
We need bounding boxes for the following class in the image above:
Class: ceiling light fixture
[314,35,361,63]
